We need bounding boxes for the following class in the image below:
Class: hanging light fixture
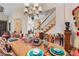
[24,4,43,33]
[24,3,42,18]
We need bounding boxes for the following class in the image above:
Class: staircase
[39,7,56,33]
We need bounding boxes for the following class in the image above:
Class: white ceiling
[0,3,24,16]
[0,3,57,16]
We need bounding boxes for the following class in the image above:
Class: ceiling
[0,3,57,16]
[0,3,24,16]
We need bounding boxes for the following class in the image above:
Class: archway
[14,18,22,33]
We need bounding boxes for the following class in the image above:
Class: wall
[45,4,65,34]
[8,3,79,35]
[7,4,66,35]
[65,4,79,31]
[8,7,28,35]
[46,4,79,34]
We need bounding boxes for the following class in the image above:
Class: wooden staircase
[39,8,56,33]
[43,17,56,32]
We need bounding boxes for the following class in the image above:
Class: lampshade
[38,6,42,12]
[24,3,30,8]
[35,11,39,14]
[34,3,39,7]
[29,10,33,15]
[24,8,28,13]
[32,7,36,11]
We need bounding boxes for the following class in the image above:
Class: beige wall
[8,7,28,35]
[46,4,79,34]
[45,4,65,34]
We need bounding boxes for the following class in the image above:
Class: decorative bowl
[49,47,65,56]
[27,48,44,56]
[32,39,41,46]
[8,38,18,42]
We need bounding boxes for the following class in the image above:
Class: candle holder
[65,22,70,30]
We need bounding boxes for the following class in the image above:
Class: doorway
[0,21,7,36]
[14,18,22,33]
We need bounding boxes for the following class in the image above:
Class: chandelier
[24,3,42,19]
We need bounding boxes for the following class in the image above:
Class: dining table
[8,39,66,56]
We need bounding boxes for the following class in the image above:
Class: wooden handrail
[44,24,55,33]
[39,8,56,27]
[44,17,56,33]
[42,16,56,29]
